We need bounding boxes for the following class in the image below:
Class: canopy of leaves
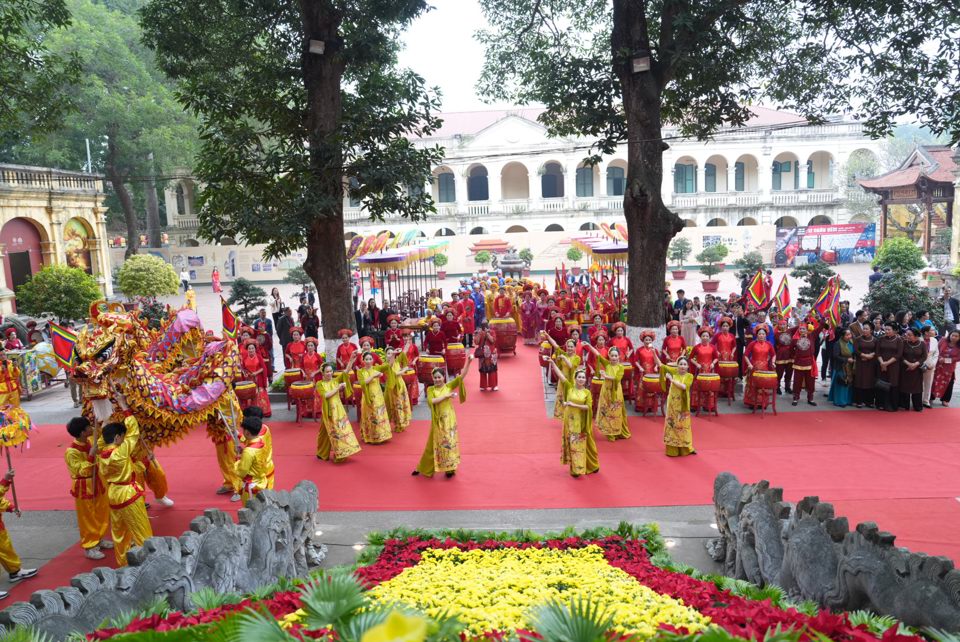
[139,0,445,260]
[15,265,101,322]
[668,238,692,268]
[519,248,534,267]
[475,251,491,266]
[284,266,313,287]
[228,278,267,319]
[116,254,179,299]
[735,252,765,281]
[863,271,942,327]
[432,253,449,268]
[566,247,584,263]
[789,262,849,303]
[872,237,927,272]
[0,0,81,145]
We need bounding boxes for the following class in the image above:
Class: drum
[283,368,303,388]
[234,381,257,401]
[418,355,445,384]
[641,373,662,394]
[445,342,466,374]
[402,370,419,406]
[695,372,721,392]
[289,381,315,401]
[590,376,603,398]
[717,361,739,379]
[490,318,517,354]
[539,341,553,368]
[621,364,634,399]
[752,370,778,390]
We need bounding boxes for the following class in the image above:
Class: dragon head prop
[72,301,152,398]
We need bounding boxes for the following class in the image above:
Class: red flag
[813,277,841,327]
[49,322,78,369]
[221,297,238,339]
[746,269,768,311]
[772,276,792,318]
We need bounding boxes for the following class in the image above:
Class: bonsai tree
[519,248,534,268]
[872,237,926,272]
[734,251,765,281]
[284,265,313,287]
[475,250,491,270]
[228,277,267,319]
[566,246,584,266]
[116,254,179,300]
[15,265,102,323]
[667,238,692,269]
[433,253,449,269]
[696,246,727,281]
[790,262,849,302]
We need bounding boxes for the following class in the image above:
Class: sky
[398,0,513,113]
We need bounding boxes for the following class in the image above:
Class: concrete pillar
[799,162,809,191]
[564,160,577,202]
[528,167,539,205]
[454,167,468,214]
[487,163,502,211]
[759,157,773,200]
[696,164,706,194]
[598,161,609,197]
[727,164,737,193]
[0,243,14,316]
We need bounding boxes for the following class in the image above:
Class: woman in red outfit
[632,330,660,412]
[690,327,720,412]
[384,316,404,350]
[711,316,739,400]
[301,337,322,381]
[584,331,609,379]
[932,330,960,405]
[402,330,420,405]
[587,313,607,345]
[609,322,634,360]
[358,336,382,365]
[285,327,306,369]
[335,329,357,371]
[241,340,272,417]
[661,320,687,364]
[424,318,448,356]
[440,310,462,344]
[742,326,775,409]
[256,331,274,381]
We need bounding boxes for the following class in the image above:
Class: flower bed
[87,525,924,642]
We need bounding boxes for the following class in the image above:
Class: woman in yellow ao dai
[549,360,599,477]
[541,332,581,418]
[314,362,362,462]
[660,355,696,457]
[413,354,475,478]
[383,349,413,433]
[357,351,392,444]
[582,343,631,441]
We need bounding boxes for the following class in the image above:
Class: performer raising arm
[549,362,599,478]
[412,354,475,478]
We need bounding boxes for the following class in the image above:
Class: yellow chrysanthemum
[367,546,709,637]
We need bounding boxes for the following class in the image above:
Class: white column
[696,164,706,194]
[487,162,502,212]
[454,166,468,214]
[799,161,809,191]
[598,161,609,197]
[527,167,540,206]
[727,164,736,193]
[564,160,577,202]
[758,157,772,201]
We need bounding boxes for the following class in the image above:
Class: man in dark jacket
[276,307,294,358]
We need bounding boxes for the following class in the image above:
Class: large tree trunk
[144,151,162,248]
[106,134,139,259]
[613,0,682,331]
[299,0,352,355]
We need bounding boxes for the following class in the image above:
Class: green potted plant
[433,253,449,280]
[713,243,730,272]
[116,254,181,310]
[519,248,534,277]
[696,245,727,293]
[667,237,692,280]
[566,246,584,275]
[475,250,491,273]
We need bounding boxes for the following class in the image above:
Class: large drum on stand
[235,381,257,410]
[752,370,778,390]
[418,355,445,385]
[289,381,316,422]
[620,364,635,400]
[641,373,663,394]
[717,361,739,379]
[445,342,466,374]
[283,368,304,410]
[750,370,778,416]
[694,372,721,393]
[490,318,517,355]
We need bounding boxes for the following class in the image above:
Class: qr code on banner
[703,236,721,247]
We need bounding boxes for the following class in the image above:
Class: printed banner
[775,223,876,267]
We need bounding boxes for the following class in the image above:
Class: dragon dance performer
[412,354,475,478]
[0,469,37,598]
[241,406,274,488]
[315,362,362,463]
[549,362,599,478]
[234,415,275,504]
[99,407,153,567]
[132,439,175,509]
[0,348,21,408]
[65,417,112,559]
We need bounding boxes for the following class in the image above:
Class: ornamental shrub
[668,238,692,268]
[734,251,765,281]
[228,277,267,319]
[566,247,584,264]
[863,270,942,326]
[433,253,449,268]
[15,265,102,322]
[283,265,313,287]
[872,237,926,272]
[116,254,179,299]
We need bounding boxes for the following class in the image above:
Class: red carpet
[7,343,960,599]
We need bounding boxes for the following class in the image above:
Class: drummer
[492,287,513,319]
[440,310,462,345]
[358,336,383,365]
[424,318,448,356]
[335,329,357,370]
[690,327,720,413]
[384,315,404,350]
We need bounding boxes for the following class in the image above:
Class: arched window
[541,162,564,198]
[576,167,593,197]
[175,184,186,216]
[435,228,456,237]
[545,223,564,232]
[734,162,745,191]
[606,167,625,196]
[579,222,599,231]
[437,172,456,203]
[704,163,717,193]
[468,166,489,201]
[674,163,696,193]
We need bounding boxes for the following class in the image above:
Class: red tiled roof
[858,145,957,190]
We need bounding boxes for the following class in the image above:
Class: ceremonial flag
[49,322,78,370]
[772,275,793,318]
[813,277,841,327]
[745,269,768,311]
[221,297,238,339]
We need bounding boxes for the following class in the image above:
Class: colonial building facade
[341,106,882,238]
[0,164,113,314]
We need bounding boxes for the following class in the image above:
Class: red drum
[641,373,662,394]
[717,361,739,379]
[289,381,315,401]
[402,370,419,406]
[490,318,517,354]
[445,342,466,374]
[695,373,721,393]
[621,364,635,400]
[752,371,778,390]
[283,368,303,388]
[539,341,553,368]
[234,381,257,400]
[418,355,445,385]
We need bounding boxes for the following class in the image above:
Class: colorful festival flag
[772,275,793,318]
[221,297,238,339]
[813,276,841,327]
[746,269,768,311]
[49,322,78,370]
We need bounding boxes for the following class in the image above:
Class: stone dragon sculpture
[71,301,242,446]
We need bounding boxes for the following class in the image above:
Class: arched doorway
[579,222,599,231]
[545,223,564,231]
[467,165,489,201]
[808,215,833,226]
[540,161,564,198]
[774,216,799,228]
[501,162,530,200]
[506,225,528,233]
[683,219,697,227]
[737,217,758,226]
[469,227,488,235]
[1,217,46,303]
[435,228,455,237]
[63,217,94,273]
[706,218,727,227]
[183,238,201,247]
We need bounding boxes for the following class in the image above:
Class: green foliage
[0,0,81,145]
[789,262,849,303]
[475,251,491,267]
[136,297,169,330]
[15,265,101,322]
[116,254,179,299]
[566,247,584,264]
[528,596,615,642]
[668,238,693,268]
[432,253,449,268]
[190,587,242,611]
[872,237,927,272]
[228,278,267,319]
[0,626,57,642]
[298,569,368,632]
[283,265,313,287]
[696,246,728,279]
[735,252,766,281]
[519,248,534,267]
[846,610,899,636]
[863,271,942,325]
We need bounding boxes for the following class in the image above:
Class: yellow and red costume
[99,415,153,566]
[0,478,25,575]
[742,339,775,409]
[65,437,109,551]
[773,323,795,393]
[234,428,275,504]
[0,359,21,407]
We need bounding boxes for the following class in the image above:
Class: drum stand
[751,389,778,417]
